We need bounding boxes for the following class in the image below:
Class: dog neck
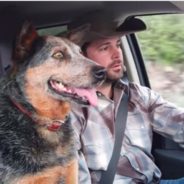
[10,97,67,132]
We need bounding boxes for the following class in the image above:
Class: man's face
[85,36,124,82]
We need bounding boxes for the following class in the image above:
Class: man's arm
[132,83,184,148]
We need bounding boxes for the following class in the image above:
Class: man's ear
[67,24,90,46]
[12,21,38,63]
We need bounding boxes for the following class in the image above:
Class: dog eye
[52,51,64,60]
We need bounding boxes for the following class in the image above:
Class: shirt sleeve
[151,93,184,148]
[134,83,184,148]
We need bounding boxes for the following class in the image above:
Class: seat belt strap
[99,85,129,184]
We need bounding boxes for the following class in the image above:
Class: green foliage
[137,14,184,65]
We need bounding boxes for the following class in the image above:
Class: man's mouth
[109,60,122,71]
[112,64,122,70]
[48,79,98,106]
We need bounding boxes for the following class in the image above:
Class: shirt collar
[96,79,128,103]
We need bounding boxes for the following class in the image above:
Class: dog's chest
[0,102,75,174]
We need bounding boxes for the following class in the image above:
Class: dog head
[12,21,106,108]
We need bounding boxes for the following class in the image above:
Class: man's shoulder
[117,79,150,92]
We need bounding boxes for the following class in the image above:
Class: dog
[0,22,106,184]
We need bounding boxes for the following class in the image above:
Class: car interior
[0,1,184,180]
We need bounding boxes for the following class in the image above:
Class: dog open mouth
[49,79,98,106]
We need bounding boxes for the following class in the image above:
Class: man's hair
[81,42,90,56]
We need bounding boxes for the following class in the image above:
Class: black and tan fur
[0,22,105,184]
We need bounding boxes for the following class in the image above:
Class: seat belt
[99,83,129,184]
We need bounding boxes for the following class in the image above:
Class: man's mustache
[107,60,123,68]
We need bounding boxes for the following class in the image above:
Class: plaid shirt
[71,80,184,184]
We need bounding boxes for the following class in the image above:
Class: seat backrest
[0,8,25,76]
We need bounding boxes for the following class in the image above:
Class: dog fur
[0,22,105,184]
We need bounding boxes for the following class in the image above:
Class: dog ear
[67,24,91,46]
[12,21,38,63]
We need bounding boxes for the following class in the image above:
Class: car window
[136,14,184,107]
[38,25,67,36]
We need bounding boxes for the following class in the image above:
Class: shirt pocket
[127,110,148,130]
[83,144,111,170]
[125,111,152,151]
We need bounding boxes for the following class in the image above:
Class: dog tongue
[73,88,97,106]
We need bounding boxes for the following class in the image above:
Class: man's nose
[112,47,122,59]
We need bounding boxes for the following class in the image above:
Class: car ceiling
[0,1,184,28]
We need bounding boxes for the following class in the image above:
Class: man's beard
[104,63,124,84]
[104,71,124,84]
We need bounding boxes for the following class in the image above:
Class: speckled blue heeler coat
[0,22,106,184]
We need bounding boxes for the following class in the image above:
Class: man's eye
[99,46,108,51]
[52,51,64,60]
[117,43,121,48]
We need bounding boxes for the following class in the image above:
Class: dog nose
[92,66,106,81]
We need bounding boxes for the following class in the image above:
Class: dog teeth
[56,81,65,90]
[50,79,81,96]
